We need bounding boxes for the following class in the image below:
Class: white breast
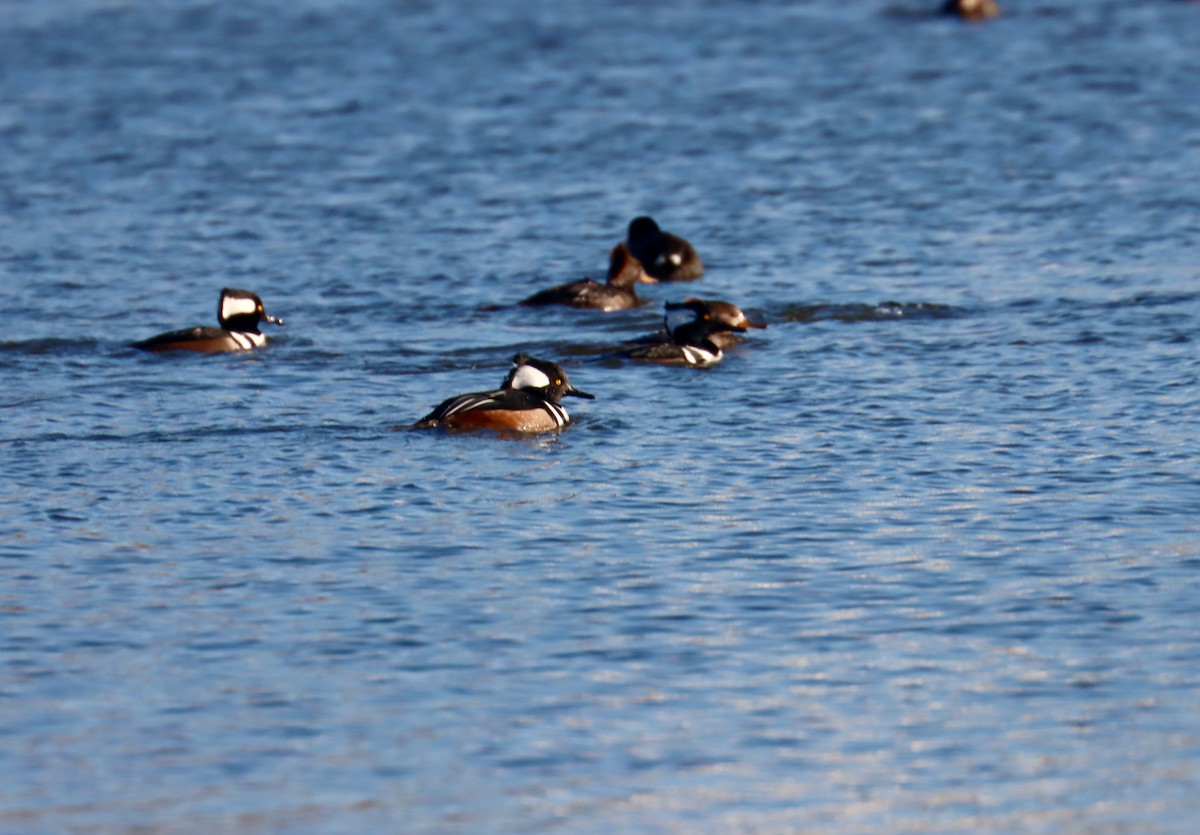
[229,331,266,350]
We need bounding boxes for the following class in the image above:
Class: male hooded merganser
[941,0,1000,20]
[661,297,766,350]
[413,354,594,433]
[133,288,283,353]
[520,243,657,311]
[623,300,748,367]
[625,216,704,282]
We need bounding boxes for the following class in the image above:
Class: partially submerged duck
[520,243,656,311]
[625,216,704,282]
[622,300,755,367]
[661,297,766,350]
[133,288,283,353]
[941,0,1000,21]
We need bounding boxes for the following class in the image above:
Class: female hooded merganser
[623,300,748,367]
[941,0,1000,21]
[661,297,766,350]
[520,243,657,311]
[133,288,283,353]
[413,354,594,433]
[625,216,704,282]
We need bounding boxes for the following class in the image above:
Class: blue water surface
[2,0,1199,832]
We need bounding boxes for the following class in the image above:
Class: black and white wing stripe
[538,399,570,428]
[423,391,502,423]
[228,330,266,350]
[622,341,723,367]
[679,344,721,367]
[415,388,571,428]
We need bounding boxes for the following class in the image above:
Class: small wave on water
[999,291,1200,346]
[0,337,101,355]
[0,421,388,449]
[775,300,965,323]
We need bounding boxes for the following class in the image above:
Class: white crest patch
[668,252,683,266]
[221,294,258,321]
[509,364,552,391]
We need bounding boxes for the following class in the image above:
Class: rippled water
[2,1,1199,832]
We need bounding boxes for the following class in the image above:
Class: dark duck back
[520,243,656,311]
[623,300,749,367]
[413,354,595,433]
[134,288,283,353]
